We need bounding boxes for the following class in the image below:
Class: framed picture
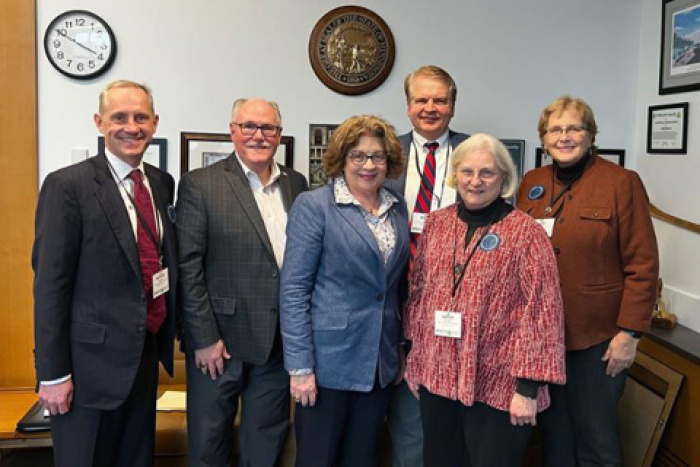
[659,0,700,95]
[499,139,525,178]
[308,124,339,189]
[647,102,689,154]
[180,132,294,175]
[98,136,167,171]
[535,148,625,168]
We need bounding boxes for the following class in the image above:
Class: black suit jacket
[32,154,177,410]
[177,155,308,366]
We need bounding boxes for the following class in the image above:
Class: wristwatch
[621,328,642,339]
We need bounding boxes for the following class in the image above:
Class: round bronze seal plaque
[308,6,396,96]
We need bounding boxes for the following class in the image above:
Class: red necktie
[129,169,166,334]
[409,142,439,269]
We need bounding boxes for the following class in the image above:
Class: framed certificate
[647,103,689,154]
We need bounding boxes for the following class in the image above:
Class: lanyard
[106,160,163,260]
[544,168,584,219]
[450,208,499,298]
[412,140,450,209]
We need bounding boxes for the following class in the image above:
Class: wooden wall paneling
[0,0,37,389]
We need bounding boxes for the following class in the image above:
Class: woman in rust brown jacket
[517,96,659,467]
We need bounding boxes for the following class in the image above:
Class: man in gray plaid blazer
[177,98,308,467]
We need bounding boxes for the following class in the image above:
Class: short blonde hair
[447,133,518,198]
[404,65,457,109]
[537,95,598,149]
[98,80,154,115]
[323,115,405,179]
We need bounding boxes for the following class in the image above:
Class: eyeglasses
[545,125,587,137]
[347,151,389,166]
[232,122,281,137]
[459,168,500,182]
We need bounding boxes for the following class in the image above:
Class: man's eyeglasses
[545,125,587,137]
[232,122,281,137]
[347,151,389,166]
[459,168,499,182]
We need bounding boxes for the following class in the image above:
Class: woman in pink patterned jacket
[403,133,566,467]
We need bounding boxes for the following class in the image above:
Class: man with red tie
[33,80,178,467]
[384,65,469,467]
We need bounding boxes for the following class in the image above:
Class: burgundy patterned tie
[409,142,439,269]
[129,169,166,334]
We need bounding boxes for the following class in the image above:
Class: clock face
[44,10,117,80]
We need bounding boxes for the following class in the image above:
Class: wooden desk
[0,391,52,450]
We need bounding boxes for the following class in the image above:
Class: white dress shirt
[404,130,458,214]
[236,155,288,267]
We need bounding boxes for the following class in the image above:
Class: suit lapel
[449,131,464,204]
[331,186,382,264]
[92,155,142,282]
[144,164,175,247]
[223,155,276,260]
[384,206,409,283]
[398,133,411,194]
[277,164,295,212]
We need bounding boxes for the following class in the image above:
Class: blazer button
[376,294,384,302]
[137,326,145,335]
[272,270,279,278]
[553,247,560,254]
[270,307,277,314]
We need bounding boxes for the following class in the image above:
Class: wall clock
[44,10,117,80]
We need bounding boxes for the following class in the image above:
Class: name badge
[535,218,555,237]
[411,212,428,234]
[153,268,169,298]
[434,310,462,339]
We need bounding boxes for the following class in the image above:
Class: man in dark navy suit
[384,65,469,467]
[33,80,177,467]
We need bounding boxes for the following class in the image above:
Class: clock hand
[56,29,97,55]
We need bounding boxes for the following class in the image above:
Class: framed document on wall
[647,102,689,154]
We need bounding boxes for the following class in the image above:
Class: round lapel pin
[528,185,545,200]
[480,233,501,251]
[167,205,177,223]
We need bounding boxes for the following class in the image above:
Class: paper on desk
[157,391,186,411]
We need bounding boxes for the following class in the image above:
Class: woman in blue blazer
[280,115,409,467]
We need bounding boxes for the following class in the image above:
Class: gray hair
[447,133,518,198]
[230,98,282,125]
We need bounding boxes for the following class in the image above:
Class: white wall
[37,0,642,180]
[40,2,699,329]
[635,0,700,331]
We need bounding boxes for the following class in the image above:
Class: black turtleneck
[554,150,591,183]
[457,197,513,247]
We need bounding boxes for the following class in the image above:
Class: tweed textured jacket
[404,205,566,412]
